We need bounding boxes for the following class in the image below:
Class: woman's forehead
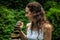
[25,7,30,12]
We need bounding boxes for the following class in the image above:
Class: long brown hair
[26,2,50,33]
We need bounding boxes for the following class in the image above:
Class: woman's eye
[26,12,28,14]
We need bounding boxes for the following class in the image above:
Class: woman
[17,2,53,40]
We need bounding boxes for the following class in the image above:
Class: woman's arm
[44,24,53,40]
[19,30,27,40]
[20,23,31,40]
[16,21,27,40]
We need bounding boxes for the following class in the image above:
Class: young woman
[17,2,53,40]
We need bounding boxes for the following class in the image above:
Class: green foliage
[0,0,33,10]
[46,8,60,40]
[0,0,60,40]
[0,6,28,40]
[0,6,15,40]
[44,1,57,10]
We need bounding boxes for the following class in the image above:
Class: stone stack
[11,25,21,40]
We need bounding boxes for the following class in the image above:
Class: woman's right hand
[16,21,23,30]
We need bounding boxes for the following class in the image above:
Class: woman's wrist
[20,28,22,31]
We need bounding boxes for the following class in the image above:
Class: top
[26,23,44,40]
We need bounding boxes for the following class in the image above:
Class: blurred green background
[0,0,60,40]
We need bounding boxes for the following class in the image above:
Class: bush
[46,8,60,40]
[0,6,28,40]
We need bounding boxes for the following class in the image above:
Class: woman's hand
[15,21,27,39]
[16,21,23,30]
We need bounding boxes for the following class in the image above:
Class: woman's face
[25,7,34,21]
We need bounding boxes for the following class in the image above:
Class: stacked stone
[11,21,22,40]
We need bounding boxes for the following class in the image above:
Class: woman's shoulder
[26,23,31,28]
[43,23,53,31]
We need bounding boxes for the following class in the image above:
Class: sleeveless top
[26,23,44,40]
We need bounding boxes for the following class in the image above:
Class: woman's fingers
[16,21,23,28]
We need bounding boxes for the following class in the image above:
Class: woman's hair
[26,2,50,33]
